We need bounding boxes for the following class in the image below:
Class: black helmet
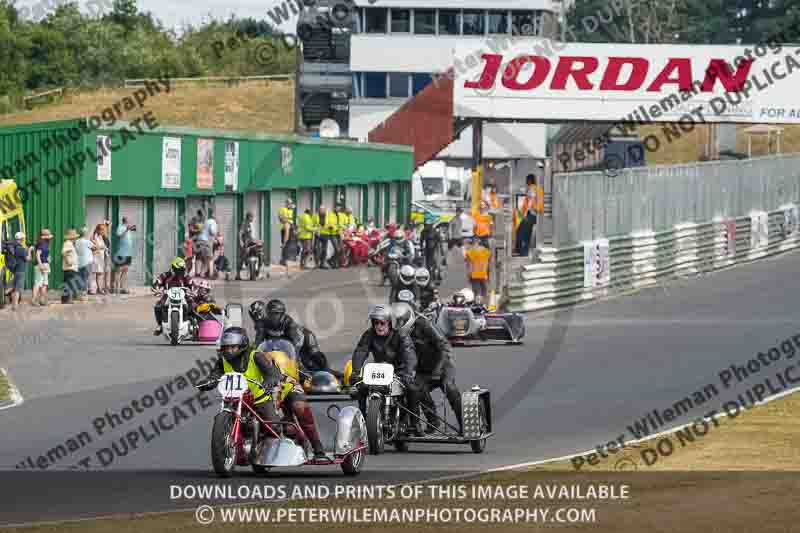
[248,300,267,322]
[266,299,287,330]
[219,327,250,363]
[309,371,340,393]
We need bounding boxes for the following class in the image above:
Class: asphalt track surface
[1,248,800,524]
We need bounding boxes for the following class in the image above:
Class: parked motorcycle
[197,339,367,477]
[340,231,370,268]
[241,240,264,281]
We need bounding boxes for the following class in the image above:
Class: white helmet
[391,302,415,336]
[458,287,475,304]
[415,267,430,286]
[399,264,415,285]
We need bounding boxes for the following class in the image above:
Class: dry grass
[638,122,800,165]
[0,80,295,133]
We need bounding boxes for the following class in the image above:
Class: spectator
[366,217,376,232]
[237,211,258,280]
[198,210,218,278]
[75,227,95,301]
[32,229,53,307]
[472,200,494,248]
[463,237,491,303]
[91,224,108,295]
[7,231,32,311]
[113,216,136,295]
[297,208,316,269]
[102,222,112,291]
[278,200,295,267]
[314,205,338,269]
[61,229,79,304]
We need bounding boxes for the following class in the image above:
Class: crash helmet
[309,371,341,393]
[248,300,267,322]
[415,267,430,286]
[170,257,186,277]
[265,299,287,331]
[399,264,415,285]
[391,302,415,336]
[369,304,394,336]
[218,327,250,363]
[459,287,475,304]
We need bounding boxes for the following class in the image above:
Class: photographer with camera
[112,216,136,295]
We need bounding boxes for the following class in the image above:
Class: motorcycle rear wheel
[211,412,237,477]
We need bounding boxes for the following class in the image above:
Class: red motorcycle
[367,229,388,267]
[340,230,370,268]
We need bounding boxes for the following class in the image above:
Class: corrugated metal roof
[549,122,637,145]
[96,121,414,153]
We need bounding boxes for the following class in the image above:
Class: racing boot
[153,326,163,336]
[296,403,328,461]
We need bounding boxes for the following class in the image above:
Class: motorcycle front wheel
[365,397,385,455]
[211,412,237,477]
[249,259,258,281]
[170,310,179,346]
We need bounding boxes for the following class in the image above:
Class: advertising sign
[584,238,610,288]
[197,139,214,190]
[750,211,769,249]
[162,137,181,189]
[96,136,111,181]
[224,141,239,191]
[454,40,800,123]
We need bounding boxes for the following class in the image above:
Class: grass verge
[4,390,799,532]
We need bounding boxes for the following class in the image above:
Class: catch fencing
[508,153,800,313]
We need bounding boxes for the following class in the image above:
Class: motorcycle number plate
[363,363,394,386]
[218,372,248,398]
[167,288,184,300]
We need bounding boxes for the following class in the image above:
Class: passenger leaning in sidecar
[349,305,425,435]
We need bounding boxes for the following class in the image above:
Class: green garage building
[0,119,413,289]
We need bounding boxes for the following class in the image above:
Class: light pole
[493,161,514,308]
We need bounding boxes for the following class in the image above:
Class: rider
[386,224,415,263]
[415,267,438,311]
[350,305,424,434]
[419,216,444,279]
[249,299,304,351]
[198,327,328,460]
[297,325,344,379]
[390,264,419,305]
[393,302,462,433]
[152,257,192,336]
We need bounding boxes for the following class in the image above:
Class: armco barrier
[507,205,800,313]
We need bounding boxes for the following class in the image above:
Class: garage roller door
[118,198,147,286]
[297,189,312,217]
[346,185,361,223]
[153,199,178,277]
[389,183,399,224]
[215,194,237,270]
[85,197,110,231]
[269,190,291,264]
[322,187,335,211]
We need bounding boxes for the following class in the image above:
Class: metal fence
[552,153,800,247]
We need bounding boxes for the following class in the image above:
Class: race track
[2,248,799,524]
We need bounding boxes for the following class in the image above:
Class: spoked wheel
[470,401,488,454]
[340,246,352,268]
[211,412,237,477]
[365,397,385,455]
[341,449,365,475]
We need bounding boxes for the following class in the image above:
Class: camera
[130,225,137,231]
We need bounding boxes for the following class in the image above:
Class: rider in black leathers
[389,264,420,306]
[249,299,341,379]
[351,304,424,434]
[394,303,462,433]
[249,299,304,350]
[419,219,445,282]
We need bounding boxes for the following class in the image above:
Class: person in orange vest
[463,237,492,303]
[471,200,494,248]
[516,173,543,256]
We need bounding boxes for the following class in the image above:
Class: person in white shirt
[459,208,474,242]
[199,211,218,279]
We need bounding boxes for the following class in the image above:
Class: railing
[23,88,65,110]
